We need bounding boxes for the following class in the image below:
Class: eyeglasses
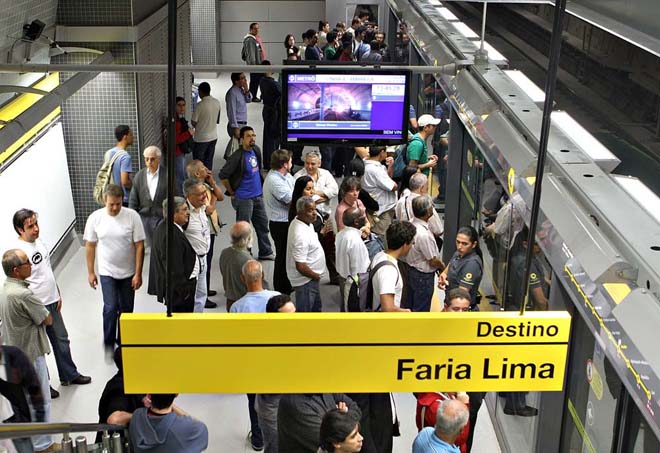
[144,157,159,161]
[15,260,31,268]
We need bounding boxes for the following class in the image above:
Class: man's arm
[128,177,139,210]
[108,411,134,425]
[85,241,98,289]
[120,171,132,189]
[379,293,410,312]
[531,287,548,311]
[132,240,145,290]
[295,262,322,280]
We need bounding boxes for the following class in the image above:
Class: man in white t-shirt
[335,207,370,309]
[371,220,416,312]
[362,146,397,243]
[191,81,222,171]
[11,209,92,393]
[84,184,145,349]
[286,197,326,312]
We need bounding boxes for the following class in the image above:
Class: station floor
[46,73,501,452]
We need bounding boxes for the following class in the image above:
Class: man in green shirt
[407,114,440,176]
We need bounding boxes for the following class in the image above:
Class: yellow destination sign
[120,311,571,393]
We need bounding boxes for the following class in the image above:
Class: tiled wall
[52,43,140,234]
[56,0,133,26]
[190,0,219,64]
[136,1,193,150]
[218,0,324,64]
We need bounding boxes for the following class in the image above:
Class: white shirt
[174,224,200,278]
[286,218,326,287]
[406,217,441,273]
[395,190,444,236]
[9,238,59,305]
[371,251,403,309]
[146,168,159,201]
[83,207,145,279]
[185,203,210,256]
[362,160,397,214]
[335,227,370,278]
[191,95,221,143]
[294,168,338,216]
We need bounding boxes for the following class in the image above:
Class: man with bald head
[229,259,279,451]
[219,221,254,312]
[230,260,280,313]
[395,172,444,238]
[335,207,370,310]
[129,146,168,246]
[413,399,469,453]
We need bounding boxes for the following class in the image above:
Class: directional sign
[120,311,571,393]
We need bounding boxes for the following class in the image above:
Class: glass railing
[0,422,128,452]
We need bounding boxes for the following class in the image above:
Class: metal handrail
[0,422,126,440]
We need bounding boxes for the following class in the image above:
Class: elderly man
[362,146,397,243]
[413,400,469,453]
[406,196,444,312]
[129,146,167,246]
[294,150,339,283]
[229,260,278,451]
[191,81,221,171]
[219,221,254,312]
[1,249,56,452]
[334,207,370,310]
[149,197,198,313]
[263,149,295,294]
[84,184,145,349]
[219,126,274,261]
[186,159,224,305]
[10,209,91,396]
[286,197,326,312]
[395,172,444,238]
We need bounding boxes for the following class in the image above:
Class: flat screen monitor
[282,68,410,145]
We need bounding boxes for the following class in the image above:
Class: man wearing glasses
[129,146,168,247]
[0,249,57,452]
[10,209,91,398]
[183,178,212,312]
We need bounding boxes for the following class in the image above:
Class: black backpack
[345,259,399,312]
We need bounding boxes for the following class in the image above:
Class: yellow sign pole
[120,311,571,394]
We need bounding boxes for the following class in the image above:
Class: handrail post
[62,432,74,453]
[102,430,111,451]
[111,432,123,453]
[74,435,88,453]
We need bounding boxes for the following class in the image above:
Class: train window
[623,404,660,452]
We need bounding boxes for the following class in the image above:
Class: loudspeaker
[23,20,45,41]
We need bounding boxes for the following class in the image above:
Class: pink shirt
[335,199,366,230]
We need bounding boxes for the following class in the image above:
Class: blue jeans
[32,356,52,451]
[295,279,322,312]
[99,276,135,346]
[193,139,217,171]
[407,267,436,312]
[45,302,80,383]
[232,196,273,258]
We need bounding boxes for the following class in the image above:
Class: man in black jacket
[128,146,168,246]
[148,197,198,312]
[258,60,282,170]
[219,126,274,260]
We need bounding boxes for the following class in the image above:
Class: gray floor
[46,73,501,452]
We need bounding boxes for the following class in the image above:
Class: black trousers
[466,392,485,452]
[269,221,292,294]
[206,234,215,293]
[249,73,263,99]
[346,393,393,453]
[168,279,197,313]
[262,106,280,169]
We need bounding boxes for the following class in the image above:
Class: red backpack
[415,392,470,453]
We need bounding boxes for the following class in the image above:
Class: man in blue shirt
[225,72,252,154]
[413,399,469,453]
[219,126,274,260]
[263,149,295,294]
[229,260,279,450]
[104,125,134,205]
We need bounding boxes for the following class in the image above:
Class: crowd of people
[0,13,551,453]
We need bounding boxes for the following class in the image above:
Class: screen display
[283,70,409,144]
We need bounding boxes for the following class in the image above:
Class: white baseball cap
[417,114,441,127]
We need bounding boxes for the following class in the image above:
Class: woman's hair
[457,225,483,260]
[319,20,329,31]
[398,165,418,197]
[289,176,314,221]
[284,34,295,49]
[319,409,360,452]
[339,176,361,202]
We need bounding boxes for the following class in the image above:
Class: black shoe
[50,386,60,399]
[208,290,218,297]
[503,405,538,417]
[61,375,92,386]
[252,97,262,103]
[248,431,264,451]
[205,300,218,309]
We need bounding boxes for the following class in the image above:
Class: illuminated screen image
[284,71,408,142]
